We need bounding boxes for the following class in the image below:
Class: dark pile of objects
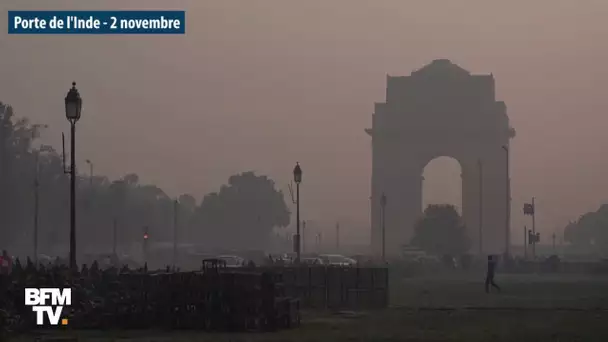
[0,258,300,334]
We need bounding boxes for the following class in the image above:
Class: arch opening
[422,156,462,215]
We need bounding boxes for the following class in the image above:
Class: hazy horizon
[2,0,608,244]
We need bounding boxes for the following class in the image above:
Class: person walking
[485,254,501,293]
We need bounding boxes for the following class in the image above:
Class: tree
[563,205,608,253]
[194,171,290,251]
[0,101,186,255]
[0,103,52,244]
[0,99,293,259]
[178,194,196,213]
[410,204,471,256]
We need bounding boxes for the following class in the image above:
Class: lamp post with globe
[64,82,82,271]
[293,162,302,263]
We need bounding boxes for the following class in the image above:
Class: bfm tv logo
[24,288,71,325]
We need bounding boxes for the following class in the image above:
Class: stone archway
[366,59,515,256]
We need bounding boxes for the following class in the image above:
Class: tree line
[0,102,291,256]
[7,98,601,258]
[564,204,608,253]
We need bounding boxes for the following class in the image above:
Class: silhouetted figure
[485,255,501,293]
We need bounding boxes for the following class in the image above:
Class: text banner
[8,11,186,34]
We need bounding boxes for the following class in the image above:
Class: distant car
[401,247,428,261]
[217,255,245,268]
[319,254,357,266]
[269,253,294,265]
[301,257,324,265]
[413,255,440,264]
[37,254,54,265]
[83,253,123,269]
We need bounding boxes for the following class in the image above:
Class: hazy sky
[1,0,608,243]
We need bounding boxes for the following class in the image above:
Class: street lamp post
[319,231,322,251]
[302,220,306,254]
[33,151,39,265]
[523,201,536,258]
[85,159,93,187]
[64,82,82,272]
[316,232,322,252]
[503,145,511,258]
[293,162,302,263]
[112,218,118,256]
[478,159,483,255]
[31,127,48,265]
[380,193,387,262]
[84,159,94,241]
[531,197,536,258]
[173,199,179,271]
[335,222,340,252]
[143,226,149,266]
[523,225,527,259]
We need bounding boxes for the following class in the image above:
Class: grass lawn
[391,272,608,309]
[10,273,608,341]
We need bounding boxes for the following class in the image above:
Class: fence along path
[263,266,389,310]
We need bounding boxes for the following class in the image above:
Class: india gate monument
[367,59,516,256]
